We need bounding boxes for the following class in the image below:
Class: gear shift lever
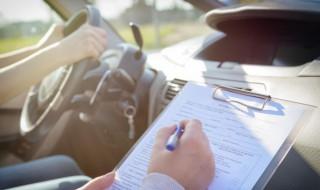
[129,22,143,60]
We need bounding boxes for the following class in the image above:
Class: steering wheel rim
[20,6,102,141]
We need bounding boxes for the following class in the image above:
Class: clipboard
[209,84,315,189]
[111,82,315,190]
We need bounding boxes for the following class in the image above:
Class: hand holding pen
[147,119,215,190]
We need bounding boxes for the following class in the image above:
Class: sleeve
[140,172,185,190]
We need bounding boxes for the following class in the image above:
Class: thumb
[79,171,115,190]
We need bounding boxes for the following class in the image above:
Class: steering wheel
[20,6,102,141]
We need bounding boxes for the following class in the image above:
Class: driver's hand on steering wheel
[58,24,107,64]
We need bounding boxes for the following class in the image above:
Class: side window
[0,0,62,54]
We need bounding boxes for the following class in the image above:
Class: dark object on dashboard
[198,1,320,66]
[205,1,320,30]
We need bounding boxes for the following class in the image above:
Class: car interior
[0,0,319,189]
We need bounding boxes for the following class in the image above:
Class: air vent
[165,79,187,101]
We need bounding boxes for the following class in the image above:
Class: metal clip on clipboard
[212,85,271,111]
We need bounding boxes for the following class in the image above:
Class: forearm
[0,24,63,68]
[0,42,71,104]
[0,44,42,68]
[0,24,107,105]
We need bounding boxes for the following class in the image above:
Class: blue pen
[166,125,184,151]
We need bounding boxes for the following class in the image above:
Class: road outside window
[95,0,212,50]
[0,0,61,54]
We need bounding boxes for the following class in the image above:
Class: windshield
[94,0,211,50]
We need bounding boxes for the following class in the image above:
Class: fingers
[88,36,105,58]
[93,27,107,43]
[79,171,115,190]
[88,26,108,49]
[180,119,210,147]
[80,24,107,59]
[180,119,203,139]
[154,125,176,149]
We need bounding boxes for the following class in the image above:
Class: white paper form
[109,82,306,190]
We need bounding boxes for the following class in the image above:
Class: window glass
[95,0,212,50]
[0,0,61,53]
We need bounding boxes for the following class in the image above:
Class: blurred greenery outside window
[0,0,62,54]
[95,0,212,50]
